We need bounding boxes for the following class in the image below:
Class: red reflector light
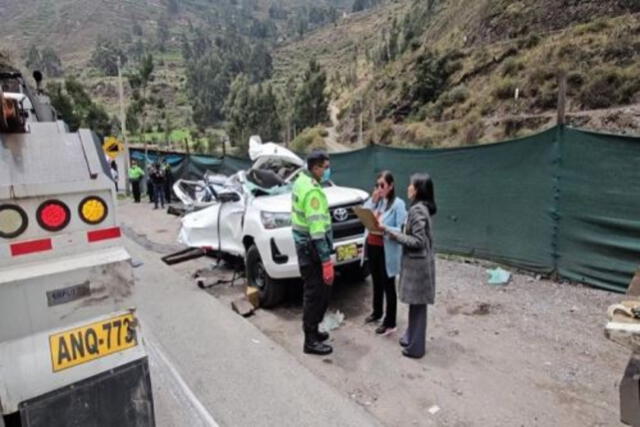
[37,200,71,232]
[87,227,121,242]
[10,238,52,256]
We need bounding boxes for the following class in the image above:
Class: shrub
[501,58,524,77]
[528,67,556,86]
[518,34,540,49]
[578,67,636,109]
[574,19,609,36]
[290,126,327,154]
[448,84,470,104]
[531,81,558,110]
[493,77,518,100]
[567,71,585,88]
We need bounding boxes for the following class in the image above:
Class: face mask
[322,167,332,183]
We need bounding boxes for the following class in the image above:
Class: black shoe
[402,349,424,359]
[365,314,382,324]
[399,337,409,347]
[304,341,333,355]
[376,325,397,335]
[316,331,330,342]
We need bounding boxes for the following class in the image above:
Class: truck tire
[246,245,285,308]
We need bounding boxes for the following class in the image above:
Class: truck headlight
[260,211,291,229]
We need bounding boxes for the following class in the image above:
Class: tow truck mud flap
[19,358,154,427]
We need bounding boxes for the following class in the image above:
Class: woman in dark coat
[379,173,436,359]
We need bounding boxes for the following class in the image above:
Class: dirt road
[119,199,628,427]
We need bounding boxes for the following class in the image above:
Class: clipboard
[353,207,383,235]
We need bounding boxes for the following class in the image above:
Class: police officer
[128,160,145,203]
[292,150,334,355]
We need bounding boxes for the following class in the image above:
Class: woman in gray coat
[379,173,436,359]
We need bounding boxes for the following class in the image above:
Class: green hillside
[272,0,640,148]
[1,0,639,153]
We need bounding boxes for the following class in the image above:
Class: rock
[231,297,255,317]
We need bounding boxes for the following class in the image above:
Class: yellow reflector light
[0,204,28,239]
[79,197,108,225]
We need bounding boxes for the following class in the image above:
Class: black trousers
[367,243,397,327]
[131,180,141,203]
[402,304,427,357]
[297,245,331,340]
[164,179,173,203]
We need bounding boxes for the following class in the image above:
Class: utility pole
[557,70,567,126]
[117,56,130,196]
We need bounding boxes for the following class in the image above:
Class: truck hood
[251,185,368,213]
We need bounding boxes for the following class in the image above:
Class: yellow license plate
[49,313,138,372]
[336,243,359,263]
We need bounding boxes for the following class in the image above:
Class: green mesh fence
[130,126,640,293]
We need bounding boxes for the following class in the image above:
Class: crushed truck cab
[0,72,154,426]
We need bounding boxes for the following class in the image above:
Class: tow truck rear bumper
[17,357,154,427]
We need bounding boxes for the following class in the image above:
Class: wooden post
[557,70,567,126]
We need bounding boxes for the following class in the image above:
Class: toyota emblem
[333,208,349,222]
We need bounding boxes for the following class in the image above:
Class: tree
[224,76,282,150]
[293,59,329,130]
[47,78,112,136]
[156,16,170,52]
[90,37,126,76]
[132,20,144,36]
[167,0,179,14]
[25,45,63,77]
[248,44,273,82]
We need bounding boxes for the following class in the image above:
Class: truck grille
[330,203,365,241]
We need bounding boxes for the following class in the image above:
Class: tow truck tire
[246,245,285,308]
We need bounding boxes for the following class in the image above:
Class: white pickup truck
[177,138,369,307]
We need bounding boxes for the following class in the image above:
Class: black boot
[316,330,330,342]
[304,335,332,355]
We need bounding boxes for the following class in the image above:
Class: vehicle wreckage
[176,137,369,307]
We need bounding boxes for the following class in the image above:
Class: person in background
[110,160,119,192]
[128,160,145,203]
[150,161,166,210]
[162,158,174,204]
[292,150,334,356]
[379,173,437,359]
[363,171,406,336]
[146,161,155,203]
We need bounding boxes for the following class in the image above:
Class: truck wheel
[246,245,285,308]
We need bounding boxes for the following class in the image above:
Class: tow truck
[0,72,154,426]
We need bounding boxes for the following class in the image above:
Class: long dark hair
[377,170,396,211]
[410,173,437,216]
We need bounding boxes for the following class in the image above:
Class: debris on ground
[231,297,255,317]
[428,405,441,415]
[161,247,206,265]
[486,267,511,285]
[319,310,345,333]
[246,287,260,308]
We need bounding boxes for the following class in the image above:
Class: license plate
[336,243,359,263]
[49,313,138,372]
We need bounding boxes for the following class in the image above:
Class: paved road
[126,237,381,427]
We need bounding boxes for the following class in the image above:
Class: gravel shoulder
[119,199,629,427]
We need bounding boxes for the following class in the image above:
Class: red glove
[322,261,335,286]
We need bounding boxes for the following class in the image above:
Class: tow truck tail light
[37,200,71,232]
[0,204,28,238]
[79,196,108,225]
